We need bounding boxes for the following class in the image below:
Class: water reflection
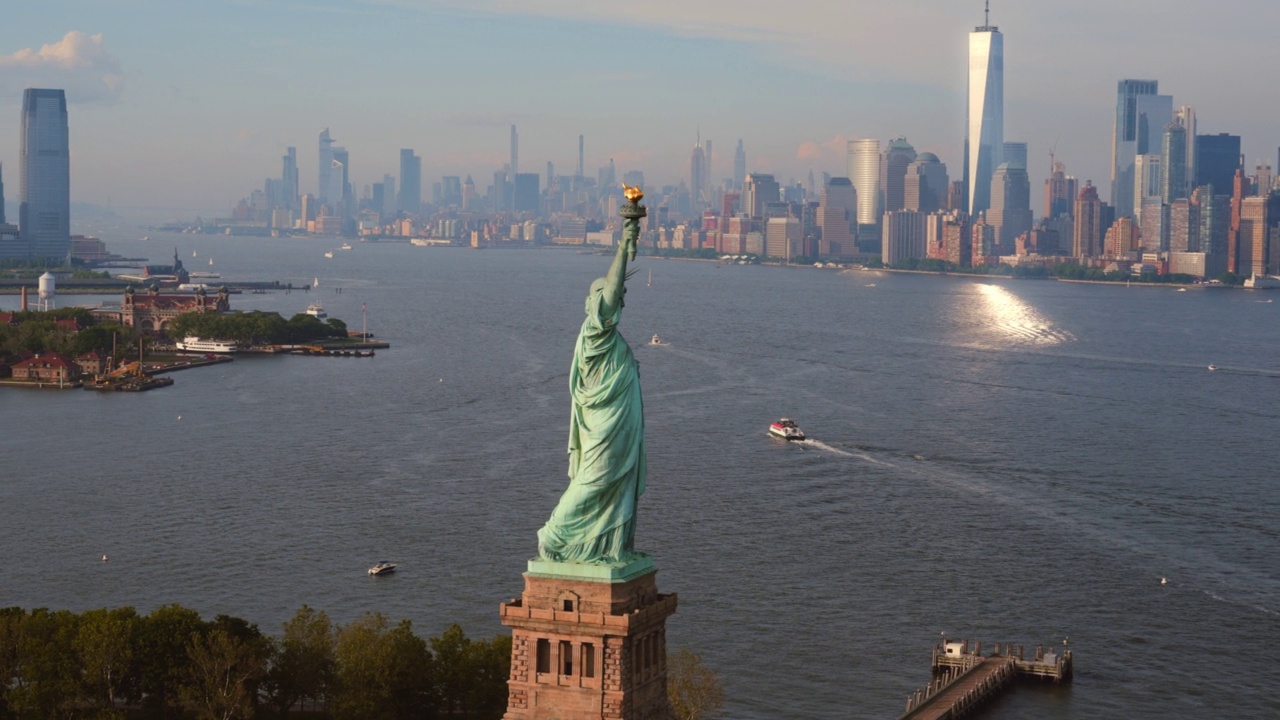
[968,283,1075,346]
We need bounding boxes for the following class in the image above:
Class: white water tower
[38,272,56,311]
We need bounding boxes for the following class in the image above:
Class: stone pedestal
[501,556,677,720]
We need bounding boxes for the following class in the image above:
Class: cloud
[0,31,124,103]
[796,134,850,164]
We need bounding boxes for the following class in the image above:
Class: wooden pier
[898,639,1071,720]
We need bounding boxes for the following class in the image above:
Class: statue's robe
[537,284,646,563]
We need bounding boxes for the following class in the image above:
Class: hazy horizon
[2,1,1278,213]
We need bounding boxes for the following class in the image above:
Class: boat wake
[793,439,894,466]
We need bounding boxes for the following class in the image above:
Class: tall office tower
[1044,161,1077,219]
[462,175,476,211]
[817,177,857,257]
[1252,162,1273,196]
[881,138,917,212]
[1197,186,1230,265]
[881,210,927,265]
[1161,123,1189,203]
[733,139,746,190]
[971,213,995,262]
[281,147,299,211]
[965,6,1003,216]
[300,194,316,225]
[847,138,881,246]
[399,149,421,215]
[20,89,71,261]
[1111,80,1172,218]
[510,125,519,178]
[1002,142,1028,171]
[765,216,802,260]
[577,135,584,178]
[318,128,335,204]
[1168,198,1199,252]
[904,153,949,213]
[704,140,713,188]
[947,181,966,214]
[987,162,1032,253]
[1104,216,1137,257]
[690,136,706,210]
[546,162,554,189]
[513,173,540,213]
[941,211,971,266]
[1073,181,1102,257]
[1174,106,1196,190]
[442,176,462,207]
[742,173,780,218]
[1195,134,1242,192]
[381,175,396,218]
[1229,169,1246,273]
[0,163,6,224]
[330,147,351,217]
[1238,196,1268,277]
[1133,154,1162,227]
[1139,199,1168,251]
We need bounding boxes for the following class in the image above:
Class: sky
[0,0,1277,216]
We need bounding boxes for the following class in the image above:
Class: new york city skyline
[0,0,1277,213]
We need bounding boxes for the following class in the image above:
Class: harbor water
[1,231,1277,718]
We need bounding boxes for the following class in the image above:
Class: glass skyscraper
[399,149,421,215]
[965,14,1003,217]
[20,88,70,262]
[1111,80,1172,218]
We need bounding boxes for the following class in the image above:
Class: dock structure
[898,639,1072,720]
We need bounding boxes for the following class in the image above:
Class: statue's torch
[620,184,646,261]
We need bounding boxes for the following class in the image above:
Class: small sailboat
[312,277,319,289]
[647,269,653,287]
[208,258,214,266]
[192,250,198,258]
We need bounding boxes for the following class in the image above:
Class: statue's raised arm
[536,186,648,566]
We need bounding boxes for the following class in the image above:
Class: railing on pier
[898,639,1072,720]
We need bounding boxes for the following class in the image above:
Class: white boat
[340,243,353,250]
[208,258,214,266]
[1207,364,1218,371]
[312,277,319,288]
[651,334,662,345]
[647,269,653,287]
[769,418,805,441]
[192,250,198,258]
[190,271,221,279]
[368,561,396,576]
[175,336,238,354]
[324,251,334,259]
[306,303,328,321]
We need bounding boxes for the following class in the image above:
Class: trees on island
[167,311,348,346]
[0,604,511,720]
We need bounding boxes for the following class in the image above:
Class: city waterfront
[1,232,1277,718]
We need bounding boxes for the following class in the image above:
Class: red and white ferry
[768,418,805,441]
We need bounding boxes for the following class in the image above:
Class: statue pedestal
[501,558,677,719]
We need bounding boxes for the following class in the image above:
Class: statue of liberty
[537,186,648,565]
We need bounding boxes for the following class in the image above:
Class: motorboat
[340,243,353,250]
[305,303,328,321]
[769,418,805,441]
[651,334,662,345]
[1207,364,1218,371]
[324,251,334,259]
[175,336,238,354]
[368,561,397,576]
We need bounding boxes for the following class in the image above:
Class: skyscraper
[1002,142,1028,171]
[881,138,916,213]
[848,139,881,247]
[690,135,706,211]
[281,147,298,211]
[965,6,1003,216]
[510,125,519,178]
[1044,161,1077,219]
[20,89,70,261]
[733,139,746,191]
[1174,106,1196,190]
[905,153,949,214]
[1111,80,1172,218]
[987,162,1032,253]
[1161,123,1189,203]
[318,128,335,204]
[1073,181,1102,258]
[0,163,6,225]
[399,149,421,215]
[1195,134,1242,193]
[817,177,857,258]
[577,135,584,179]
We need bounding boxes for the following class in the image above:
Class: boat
[368,561,396,576]
[1207,364,1218,371]
[340,243,353,250]
[647,269,653,287]
[175,337,238,354]
[208,258,214,266]
[324,251,334,259]
[769,418,805,441]
[192,250,198,258]
[312,277,319,288]
[305,303,328,321]
[651,334,662,345]
[190,271,221,279]
[142,236,150,241]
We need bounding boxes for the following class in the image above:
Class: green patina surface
[536,201,651,566]
[526,553,654,583]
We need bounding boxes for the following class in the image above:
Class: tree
[263,604,336,716]
[463,635,512,720]
[331,613,434,720]
[76,606,141,715]
[667,647,724,720]
[138,603,207,718]
[179,628,267,720]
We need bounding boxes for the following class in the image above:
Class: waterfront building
[119,285,230,334]
[971,213,995,265]
[1161,123,1189,203]
[1133,154,1162,228]
[11,352,79,383]
[1229,169,1246,274]
[20,88,71,262]
[904,153,948,214]
[1111,80,1172,218]
[965,9,1003,217]
[1238,196,1269,277]
[940,211,971,267]
[881,209,926,265]
[765,217,802,261]
[1195,134,1242,194]
[848,138,881,249]
[742,173,779,219]
[1104,216,1138,257]
[881,138,917,213]
[1044,161,1077,220]
[817,177,857,258]
[1197,186,1230,272]
[1168,198,1199,253]
[1073,182,1102,258]
[987,162,1032,254]
[399,149,422,215]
